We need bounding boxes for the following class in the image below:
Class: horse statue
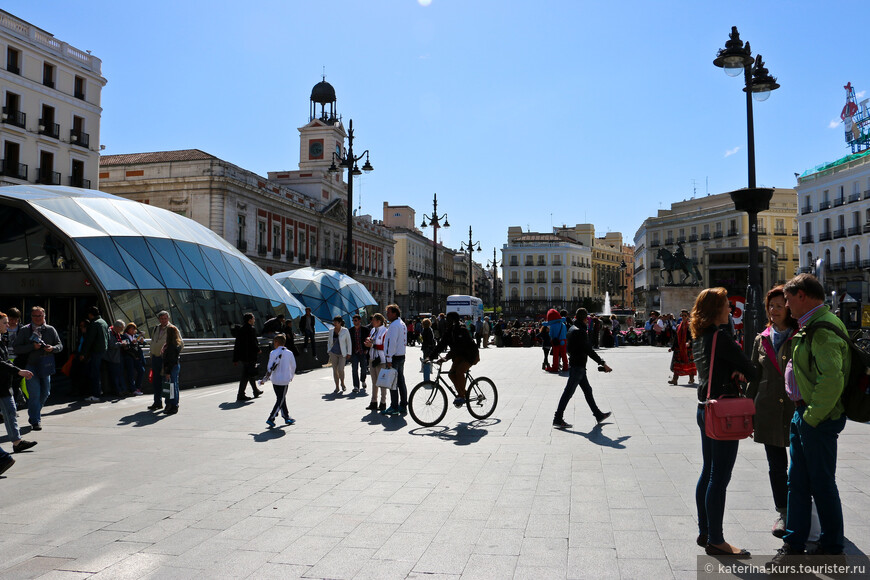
[656,244,703,285]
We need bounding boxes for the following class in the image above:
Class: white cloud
[829,119,841,128]
[724,147,740,157]
[858,90,866,98]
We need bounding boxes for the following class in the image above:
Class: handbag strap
[706,330,718,402]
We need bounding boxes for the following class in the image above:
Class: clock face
[309,141,323,158]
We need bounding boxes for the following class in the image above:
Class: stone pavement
[1,344,869,579]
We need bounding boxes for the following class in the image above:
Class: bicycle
[407,359,498,427]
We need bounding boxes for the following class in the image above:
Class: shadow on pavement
[409,418,500,446]
[41,400,87,417]
[218,401,253,411]
[560,423,629,448]
[360,409,408,431]
[251,428,286,442]
[117,410,168,427]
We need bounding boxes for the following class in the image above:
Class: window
[823,190,829,202]
[272,224,281,254]
[42,62,55,88]
[70,159,86,188]
[74,76,86,100]
[37,151,57,185]
[257,221,266,250]
[299,230,307,258]
[39,104,58,139]
[6,47,20,75]
[3,92,24,128]
[286,226,294,255]
[2,141,25,180]
[71,115,88,147]
[237,215,246,243]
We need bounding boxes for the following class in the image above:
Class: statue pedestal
[659,286,702,315]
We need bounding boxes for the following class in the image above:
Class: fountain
[603,292,611,316]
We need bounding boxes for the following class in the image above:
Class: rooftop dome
[310,80,336,104]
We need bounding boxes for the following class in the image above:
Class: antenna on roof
[690,179,697,198]
[322,66,326,81]
[706,176,709,195]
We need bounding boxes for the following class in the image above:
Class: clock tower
[298,77,347,173]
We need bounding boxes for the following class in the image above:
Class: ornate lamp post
[328,119,373,277]
[460,226,481,296]
[487,247,501,313]
[713,26,779,353]
[619,259,627,309]
[420,194,449,313]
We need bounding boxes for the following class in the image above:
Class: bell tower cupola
[299,77,347,172]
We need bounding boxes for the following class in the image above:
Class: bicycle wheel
[466,376,497,419]
[408,381,448,427]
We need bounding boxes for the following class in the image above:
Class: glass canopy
[273,267,377,326]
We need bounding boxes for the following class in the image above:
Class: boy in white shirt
[260,334,297,427]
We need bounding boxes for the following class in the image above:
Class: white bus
[446,295,484,319]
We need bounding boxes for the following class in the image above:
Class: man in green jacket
[81,306,109,403]
[773,274,849,563]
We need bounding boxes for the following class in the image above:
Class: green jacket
[82,316,109,355]
[791,305,848,427]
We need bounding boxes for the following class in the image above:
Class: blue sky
[6,0,863,260]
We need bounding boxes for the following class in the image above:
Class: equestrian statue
[656,243,702,285]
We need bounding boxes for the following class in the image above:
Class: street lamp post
[414,273,422,315]
[420,194,449,314]
[327,119,373,277]
[460,226,481,296]
[487,247,501,314]
[713,26,779,354]
[619,259,627,309]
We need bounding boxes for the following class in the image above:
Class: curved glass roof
[273,267,377,326]
[0,185,329,336]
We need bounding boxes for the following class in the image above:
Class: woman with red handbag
[690,287,758,557]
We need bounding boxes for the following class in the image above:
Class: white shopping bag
[376,367,398,390]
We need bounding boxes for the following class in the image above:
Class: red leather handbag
[704,331,755,441]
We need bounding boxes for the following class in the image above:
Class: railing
[650,240,661,247]
[68,176,90,188]
[865,190,870,200]
[7,63,19,75]
[701,233,711,240]
[2,108,25,128]
[524,278,534,284]
[38,120,60,139]
[818,200,832,211]
[757,227,767,235]
[70,129,90,148]
[36,168,60,185]
[689,234,698,242]
[848,226,862,236]
[713,231,724,238]
[286,252,294,261]
[580,280,591,285]
[849,193,861,203]
[834,197,845,207]
[75,89,85,100]
[552,278,562,284]
[818,231,833,241]
[665,238,674,245]
[299,254,307,262]
[536,276,547,283]
[553,261,562,267]
[537,260,546,266]
[792,229,799,236]
[257,244,267,255]
[799,266,813,274]
[509,260,518,266]
[524,260,533,266]
[0,159,27,180]
[272,247,281,258]
[677,236,686,243]
[0,12,102,73]
[236,239,247,252]
[801,234,814,244]
[865,223,870,234]
[635,264,644,273]
[833,229,847,239]
[801,205,813,215]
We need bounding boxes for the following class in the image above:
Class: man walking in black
[348,314,370,393]
[299,308,316,352]
[553,308,613,428]
[232,313,262,401]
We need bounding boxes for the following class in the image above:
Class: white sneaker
[85,396,100,403]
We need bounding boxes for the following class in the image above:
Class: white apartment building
[501,226,593,317]
[0,10,105,188]
[796,148,870,304]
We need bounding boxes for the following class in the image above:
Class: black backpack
[805,321,870,423]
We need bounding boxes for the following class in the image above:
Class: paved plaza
[1,344,869,579]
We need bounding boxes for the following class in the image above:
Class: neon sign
[841,82,870,153]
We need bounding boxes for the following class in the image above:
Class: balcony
[677,236,686,243]
[524,260,533,266]
[818,200,832,211]
[801,205,813,215]
[272,247,281,259]
[849,226,862,236]
[7,63,19,75]
[38,120,60,139]
[236,239,248,252]
[299,254,307,263]
[792,229,799,236]
[257,244,267,256]
[650,239,661,247]
[689,234,698,242]
[2,108,25,128]
[537,259,546,266]
[635,263,645,273]
[849,193,861,203]
[757,227,767,235]
[509,259,518,266]
[865,190,870,200]
[68,176,90,188]
[536,276,547,283]
[553,261,562,267]
[701,232,711,240]
[801,234,814,244]
[665,238,674,245]
[580,280,591,285]
[865,223,870,234]
[70,129,90,148]
[774,228,788,235]
[713,231,724,238]
[552,277,562,284]
[833,197,845,207]
[818,231,833,241]
[651,260,662,268]
[36,168,60,185]
[727,229,739,237]
[0,159,27,180]
[833,228,847,239]
[524,278,534,284]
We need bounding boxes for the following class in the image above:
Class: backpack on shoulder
[805,321,870,423]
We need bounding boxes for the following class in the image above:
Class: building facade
[633,189,798,313]
[501,226,593,317]
[0,10,105,189]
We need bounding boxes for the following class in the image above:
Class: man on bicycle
[431,311,480,407]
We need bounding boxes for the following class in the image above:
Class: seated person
[430,311,480,406]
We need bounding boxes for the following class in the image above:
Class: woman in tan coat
[748,285,798,538]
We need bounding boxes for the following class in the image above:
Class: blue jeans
[25,374,51,427]
[0,395,21,441]
[555,366,603,421]
[392,355,407,406]
[151,355,163,405]
[783,406,847,552]
[302,329,315,351]
[696,406,739,545]
[87,352,105,397]
[422,360,432,382]
[107,361,124,395]
[165,363,180,407]
[350,352,368,388]
[122,355,145,392]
